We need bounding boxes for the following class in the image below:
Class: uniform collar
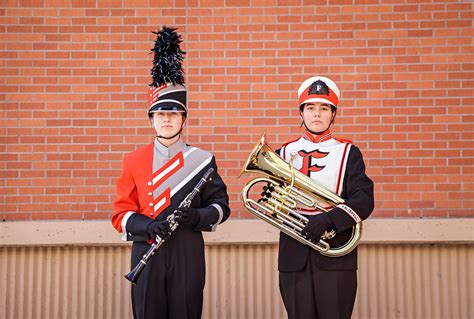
[302,129,332,143]
[153,137,186,158]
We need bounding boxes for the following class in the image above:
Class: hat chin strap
[156,128,182,140]
[302,121,329,135]
[301,111,337,135]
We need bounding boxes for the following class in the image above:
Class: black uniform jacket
[277,134,374,271]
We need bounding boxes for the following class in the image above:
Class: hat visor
[148,100,187,114]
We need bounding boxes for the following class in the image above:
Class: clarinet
[125,167,214,284]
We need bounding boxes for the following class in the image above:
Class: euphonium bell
[240,134,362,257]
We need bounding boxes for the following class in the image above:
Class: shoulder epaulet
[281,136,301,148]
[333,137,353,144]
[189,145,213,158]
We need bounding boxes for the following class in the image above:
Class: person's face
[150,112,185,138]
[300,102,336,133]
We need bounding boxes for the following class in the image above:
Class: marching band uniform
[111,27,230,319]
[112,138,229,319]
[277,77,374,319]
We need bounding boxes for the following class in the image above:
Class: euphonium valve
[240,134,362,257]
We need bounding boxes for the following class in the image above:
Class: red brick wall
[1,1,473,221]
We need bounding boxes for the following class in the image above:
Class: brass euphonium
[240,134,362,257]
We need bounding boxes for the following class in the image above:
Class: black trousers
[130,236,205,319]
[279,252,357,319]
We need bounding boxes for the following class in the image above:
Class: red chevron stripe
[152,152,184,191]
[152,188,171,218]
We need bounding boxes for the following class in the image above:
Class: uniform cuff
[126,213,154,242]
[195,204,222,232]
[328,205,360,233]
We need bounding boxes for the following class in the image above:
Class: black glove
[146,219,172,241]
[301,213,334,242]
[174,207,200,227]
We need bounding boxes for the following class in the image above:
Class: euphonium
[240,134,362,257]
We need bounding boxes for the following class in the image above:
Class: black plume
[150,26,186,87]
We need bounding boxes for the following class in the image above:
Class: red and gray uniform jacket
[112,138,230,242]
[277,130,374,271]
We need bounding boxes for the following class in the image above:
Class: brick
[1,2,472,221]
